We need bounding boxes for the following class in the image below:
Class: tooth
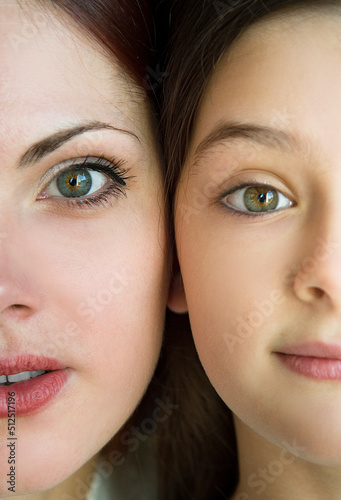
[2,370,47,385]
[8,371,32,382]
[31,370,45,378]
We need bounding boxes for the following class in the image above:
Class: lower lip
[0,370,69,417]
[277,353,341,380]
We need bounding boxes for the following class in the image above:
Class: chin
[259,415,341,469]
[0,433,90,497]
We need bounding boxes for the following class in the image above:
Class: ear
[167,259,188,314]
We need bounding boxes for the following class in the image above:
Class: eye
[36,156,130,209]
[46,167,109,198]
[222,184,293,215]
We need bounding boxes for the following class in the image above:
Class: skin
[170,8,341,500]
[0,2,168,498]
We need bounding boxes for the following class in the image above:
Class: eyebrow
[193,121,301,163]
[18,121,140,168]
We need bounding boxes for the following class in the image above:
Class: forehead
[0,1,146,146]
[193,7,341,151]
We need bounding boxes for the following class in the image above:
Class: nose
[293,233,341,309]
[0,233,41,321]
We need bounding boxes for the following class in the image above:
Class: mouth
[0,356,69,417]
[275,342,341,380]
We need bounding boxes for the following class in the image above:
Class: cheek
[175,201,291,401]
[17,202,168,365]
[177,219,284,336]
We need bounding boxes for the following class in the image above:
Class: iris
[56,169,92,198]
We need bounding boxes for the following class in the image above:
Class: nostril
[310,287,324,299]
[3,304,33,320]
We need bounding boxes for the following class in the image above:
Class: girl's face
[0,2,168,496]
[173,9,341,465]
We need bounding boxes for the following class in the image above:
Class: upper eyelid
[192,157,300,197]
[222,181,271,196]
[220,178,295,200]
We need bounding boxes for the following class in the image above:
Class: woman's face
[0,2,168,496]
[173,9,341,465]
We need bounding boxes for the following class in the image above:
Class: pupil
[69,177,77,187]
[258,193,266,203]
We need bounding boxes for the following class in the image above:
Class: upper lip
[275,342,341,359]
[0,355,65,375]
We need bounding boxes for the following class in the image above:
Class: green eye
[44,166,110,200]
[56,169,92,198]
[36,156,130,210]
[223,184,293,215]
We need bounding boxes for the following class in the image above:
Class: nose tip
[0,222,42,322]
[292,240,341,310]
[0,272,40,321]
[293,275,326,303]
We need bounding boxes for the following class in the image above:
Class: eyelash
[38,156,131,210]
[218,180,294,219]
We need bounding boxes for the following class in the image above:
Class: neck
[9,456,97,500]
[231,418,341,500]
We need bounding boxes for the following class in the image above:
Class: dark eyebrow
[194,121,301,163]
[18,121,140,168]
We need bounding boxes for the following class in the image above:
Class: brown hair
[159,1,340,499]
[157,311,238,500]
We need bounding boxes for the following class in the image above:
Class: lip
[275,342,341,380]
[0,355,69,417]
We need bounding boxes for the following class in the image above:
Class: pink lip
[278,342,341,359]
[275,342,341,380]
[0,355,69,417]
